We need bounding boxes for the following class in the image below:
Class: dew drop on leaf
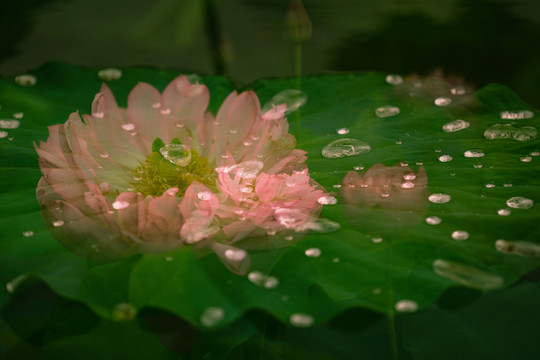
[438,154,453,162]
[464,149,485,158]
[22,230,34,237]
[318,195,337,205]
[451,230,469,241]
[98,68,122,81]
[262,89,307,115]
[434,97,452,106]
[289,313,314,327]
[200,307,225,328]
[336,127,350,135]
[497,208,511,216]
[385,74,403,85]
[305,248,321,258]
[375,105,400,118]
[442,119,470,133]
[14,74,37,86]
[395,299,418,313]
[52,220,64,227]
[0,119,20,129]
[121,123,136,131]
[321,138,371,158]
[495,240,540,258]
[428,193,451,204]
[500,110,534,120]
[506,196,534,209]
[425,216,442,225]
[432,259,504,290]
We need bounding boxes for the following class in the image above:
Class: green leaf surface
[1,63,539,344]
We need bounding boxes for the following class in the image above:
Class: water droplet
[0,131,7,138]
[165,256,173,261]
[385,74,403,85]
[332,258,340,263]
[400,161,409,167]
[485,183,495,188]
[21,230,34,237]
[112,200,130,210]
[0,119,20,129]
[262,89,307,115]
[400,181,415,189]
[450,86,466,95]
[425,216,442,225]
[99,152,109,159]
[402,173,416,181]
[248,271,279,289]
[98,68,122,81]
[318,195,337,205]
[13,112,23,119]
[285,235,294,241]
[200,307,225,328]
[484,124,537,141]
[289,313,314,327]
[305,248,321,258]
[52,220,64,227]
[215,160,264,179]
[434,97,452,106]
[497,208,511,216]
[451,230,469,241]
[336,127,350,135]
[224,248,247,262]
[113,303,137,322]
[242,139,253,146]
[432,259,504,290]
[375,106,400,118]
[197,191,213,201]
[464,149,485,158]
[322,138,371,158]
[15,74,37,86]
[372,237,383,243]
[353,165,364,171]
[495,239,540,258]
[121,123,136,131]
[160,144,192,167]
[5,274,28,293]
[442,119,470,133]
[152,102,161,109]
[428,193,451,204]
[304,218,341,233]
[500,110,534,120]
[395,299,418,313]
[506,196,534,209]
[438,154,453,162]
[520,156,532,163]
[160,108,171,115]
[503,183,513,188]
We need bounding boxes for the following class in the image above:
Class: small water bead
[160,108,171,115]
[92,111,104,118]
[200,307,225,328]
[304,218,341,233]
[400,181,415,189]
[473,163,483,169]
[112,200,130,210]
[197,191,213,201]
[434,97,452,106]
[395,299,418,313]
[15,74,37,86]
[428,193,451,204]
[0,131,7,139]
[385,74,403,85]
[372,237,383,243]
[248,271,279,289]
[464,149,485,158]
[305,248,321,258]
[52,220,64,227]
[485,183,495,188]
[400,161,409,167]
[242,139,253,146]
[402,173,416,181]
[500,110,534,120]
[321,138,371,158]
[530,150,540,156]
[113,303,138,322]
[318,195,337,205]
[495,239,540,258]
[160,144,192,167]
[497,208,511,216]
[121,123,136,131]
[285,235,294,241]
[484,124,537,141]
[96,68,122,82]
[520,156,532,163]
[336,127,350,135]
[0,119,20,129]
[450,86,466,95]
[438,154,453,162]
[375,106,400,118]
[433,259,504,290]
[415,161,424,166]
[353,165,364,171]
[22,230,34,237]
[332,184,342,189]
[506,196,534,209]
[13,112,23,119]
[262,89,307,115]
[332,258,340,263]
[289,313,314,327]
[451,230,469,241]
[425,216,442,225]
[165,256,173,262]
[224,248,247,262]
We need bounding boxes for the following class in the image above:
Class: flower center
[130,137,216,197]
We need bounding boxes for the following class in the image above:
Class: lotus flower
[35,76,326,273]
[341,164,428,236]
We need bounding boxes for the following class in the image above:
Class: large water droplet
[305,248,321,258]
[428,193,451,204]
[395,299,418,313]
[506,196,534,209]
[160,144,192,167]
[375,106,400,118]
[112,200,130,210]
[385,74,403,85]
[318,195,337,205]
[336,127,350,135]
[289,313,314,327]
[0,131,7,139]
[484,124,537,142]
[500,110,534,120]
[224,248,247,262]
[321,138,371,158]
[433,259,504,290]
[98,68,122,81]
[215,160,264,179]
[438,154,453,162]
[248,271,279,289]
[0,119,20,129]
[434,97,452,106]
[262,89,307,115]
[442,119,470,133]
[451,230,469,241]
[200,307,225,327]
[495,239,540,258]
[15,74,37,87]
[520,156,532,163]
[425,216,442,225]
[464,149,485,158]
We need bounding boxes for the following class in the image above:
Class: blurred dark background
[1,0,539,107]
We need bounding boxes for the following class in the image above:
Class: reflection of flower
[36,76,325,273]
[341,164,428,235]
